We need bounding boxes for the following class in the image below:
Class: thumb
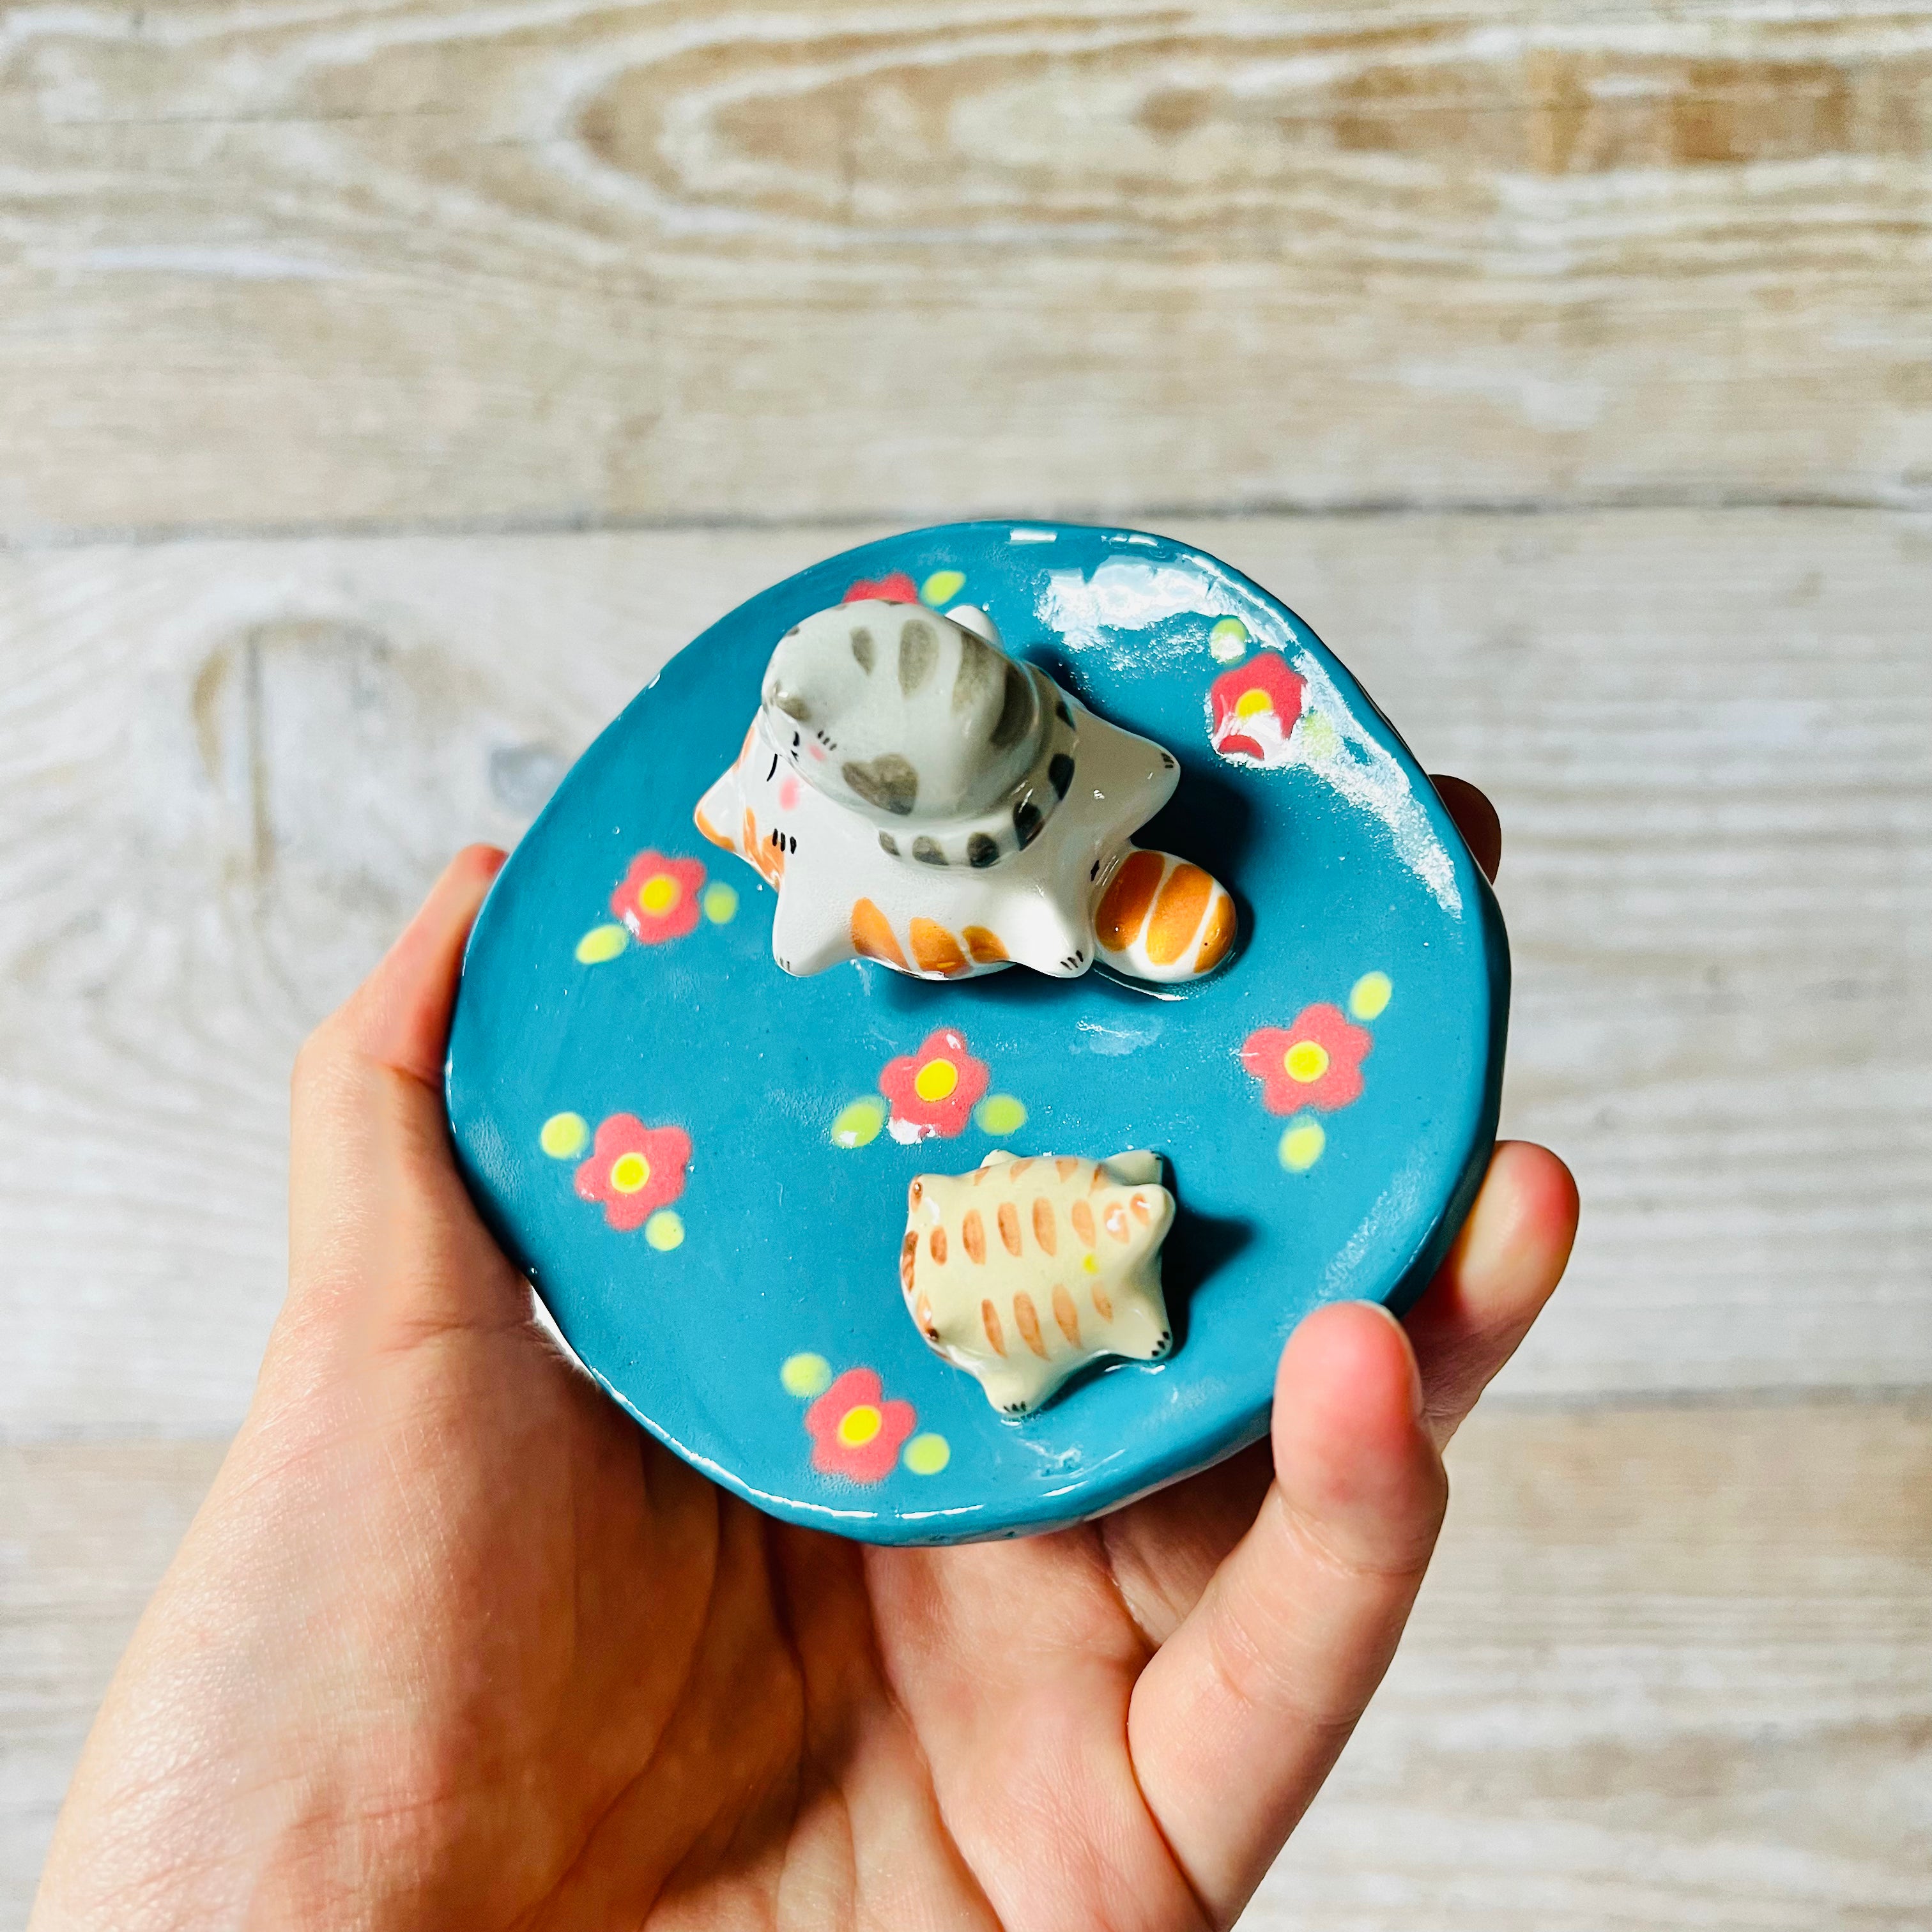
[281,845,525,1354]
[1128,1301,1447,1923]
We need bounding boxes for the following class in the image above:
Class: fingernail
[1362,1301,1426,1419]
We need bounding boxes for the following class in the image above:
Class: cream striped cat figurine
[901,1149,1176,1416]
[694,599,1237,985]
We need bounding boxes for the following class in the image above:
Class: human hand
[34,781,1575,1932]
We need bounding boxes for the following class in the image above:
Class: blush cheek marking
[778,774,801,811]
[808,742,827,761]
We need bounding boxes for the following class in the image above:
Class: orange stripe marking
[929,1225,947,1264]
[1195,888,1237,972]
[1091,1283,1114,1321]
[1031,1198,1057,1255]
[982,1299,1006,1356]
[962,1209,985,1263]
[1070,1199,1095,1246]
[962,925,1008,964]
[1095,850,1165,953]
[1146,862,1213,966]
[1013,1292,1047,1358]
[910,918,969,977]
[1052,1284,1081,1345]
[851,898,909,970]
[997,1202,1022,1255]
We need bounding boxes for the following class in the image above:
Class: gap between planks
[5,490,1927,557]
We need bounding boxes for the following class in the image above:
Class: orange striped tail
[1091,849,1238,983]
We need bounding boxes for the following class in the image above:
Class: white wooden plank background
[3,1,1931,533]
[4,0,1930,1921]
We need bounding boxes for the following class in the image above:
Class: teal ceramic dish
[445,523,1508,1544]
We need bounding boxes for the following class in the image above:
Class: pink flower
[806,1368,917,1483]
[1241,1004,1371,1114]
[1209,654,1306,765]
[879,1028,989,1141]
[842,572,921,606]
[611,851,705,944]
[575,1115,691,1230]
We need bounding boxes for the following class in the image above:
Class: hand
[34,781,1575,1932]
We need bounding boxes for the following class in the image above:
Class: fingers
[325,843,506,1085]
[1430,772,1501,882]
[1404,1140,1579,1448]
[1128,1302,1446,1924]
[283,846,520,1349]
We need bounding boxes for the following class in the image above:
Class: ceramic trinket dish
[445,524,1508,1545]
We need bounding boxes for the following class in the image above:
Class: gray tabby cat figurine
[695,600,1236,985]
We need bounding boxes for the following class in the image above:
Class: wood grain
[1257,1399,1932,1930]
[1,509,1926,1439]
[4,1404,1926,1930]
[4,1,1930,537]
[0,1441,224,1932]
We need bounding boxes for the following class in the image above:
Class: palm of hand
[36,840,1574,1932]
[311,1300,1266,1931]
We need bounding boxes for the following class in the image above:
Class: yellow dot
[975,1094,1027,1135]
[921,569,965,606]
[904,1433,951,1475]
[914,1058,958,1103]
[703,882,738,924]
[539,1112,588,1159]
[1209,617,1250,662]
[645,1209,684,1250]
[1234,687,1273,718]
[781,1353,832,1398]
[831,1098,885,1148]
[1350,971,1392,1022]
[1280,1120,1326,1172]
[609,1151,651,1193]
[837,1404,884,1447]
[1284,1039,1330,1083]
[575,924,627,964]
[1082,1252,1098,1273]
[638,873,680,917]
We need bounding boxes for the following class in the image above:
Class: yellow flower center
[638,873,680,917]
[1284,1039,1330,1083]
[1234,687,1273,719]
[609,1151,652,1193]
[837,1404,883,1447]
[914,1059,958,1103]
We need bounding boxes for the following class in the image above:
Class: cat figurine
[901,1150,1176,1416]
[694,599,1237,985]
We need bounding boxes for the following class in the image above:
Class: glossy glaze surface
[445,523,1508,1544]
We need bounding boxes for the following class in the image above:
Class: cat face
[762,601,1041,826]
